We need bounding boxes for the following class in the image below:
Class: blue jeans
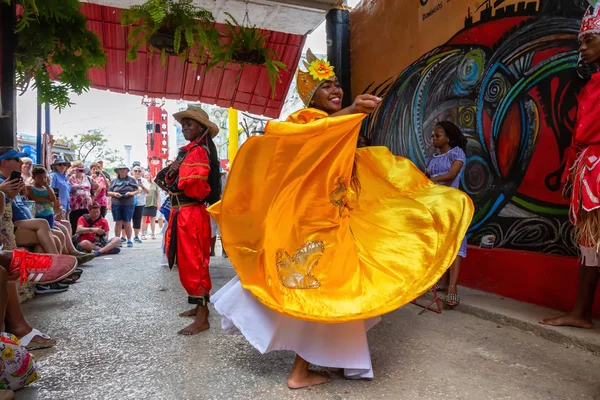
[112,204,135,222]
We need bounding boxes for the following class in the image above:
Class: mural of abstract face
[311,80,344,114]
[579,33,600,64]
[365,10,585,256]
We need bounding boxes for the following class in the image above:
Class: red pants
[165,204,211,303]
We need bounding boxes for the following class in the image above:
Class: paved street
[15,238,600,400]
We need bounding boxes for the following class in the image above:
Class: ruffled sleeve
[448,147,467,165]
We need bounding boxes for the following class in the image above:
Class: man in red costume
[541,5,600,328]
[156,106,221,335]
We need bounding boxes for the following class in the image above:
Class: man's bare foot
[177,305,210,335]
[539,314,593,329]
[287,370,330,389]
[177,320,210,335]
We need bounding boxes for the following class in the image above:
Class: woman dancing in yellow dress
[209,51,474,389]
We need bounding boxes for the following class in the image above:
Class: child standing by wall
[26,166,57,228]
[426,121,468,306]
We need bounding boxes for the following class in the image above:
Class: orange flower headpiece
[296,49,337,106]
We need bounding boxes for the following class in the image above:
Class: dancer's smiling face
[311,79,343,114]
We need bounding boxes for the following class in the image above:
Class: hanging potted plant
[3,0,107,110]
[209,13,287,98]
[121,0,219,65]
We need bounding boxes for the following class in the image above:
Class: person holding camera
[75,203,121,256]
[90,162,109,218]
[131,166,149,243]
[68,161,99,235]
[25,166,57,228]
[49,157,71,221]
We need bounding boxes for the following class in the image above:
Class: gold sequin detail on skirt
[330,177,348,217]
[276,241,325,289]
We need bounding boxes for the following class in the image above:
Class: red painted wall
[461,246,600,318]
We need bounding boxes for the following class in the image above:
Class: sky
[16,0,362,166]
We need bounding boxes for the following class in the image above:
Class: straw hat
[114,164,130,173]
[173,106,219,137]
[50,156,71,168]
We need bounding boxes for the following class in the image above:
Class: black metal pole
[0,1,16,148]
[36,97,41,162]
[43,102,50,167]
[326,7,351,108]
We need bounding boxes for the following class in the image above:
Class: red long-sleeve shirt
[167,138,212,201]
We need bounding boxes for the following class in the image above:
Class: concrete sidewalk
[416,286,600,355]
[14,240,600,399]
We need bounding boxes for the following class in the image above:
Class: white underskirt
[212,276,380,379]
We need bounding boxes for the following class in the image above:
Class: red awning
[78,4,305,118]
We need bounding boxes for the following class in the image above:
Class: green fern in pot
[121,0,219,65]
[209,13,287,98]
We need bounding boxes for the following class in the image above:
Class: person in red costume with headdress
[541,5,600,329]
[156,105,221,335]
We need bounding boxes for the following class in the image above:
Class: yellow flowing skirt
[209,112,473,323]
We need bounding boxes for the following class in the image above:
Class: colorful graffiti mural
[363,0,588,255]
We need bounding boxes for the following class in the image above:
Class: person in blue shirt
[49,157,72,219]
[0,150,60,255]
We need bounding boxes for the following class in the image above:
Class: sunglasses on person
[5,158,21,162]
[76,168,86,173]
[55,163,67,167]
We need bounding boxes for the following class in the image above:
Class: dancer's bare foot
[178,320,210,335]
[287,370,330,389]
[539,314,593,329]
[177,305,210,335]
